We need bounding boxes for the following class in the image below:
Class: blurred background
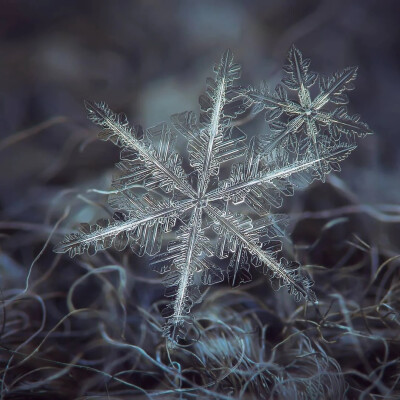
[0,1,400,399]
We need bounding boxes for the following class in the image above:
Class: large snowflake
[55,47,371,344]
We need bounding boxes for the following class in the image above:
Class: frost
[54,47,371,345]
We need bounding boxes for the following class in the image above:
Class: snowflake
[55,47,371,345]
[244,46,372,180]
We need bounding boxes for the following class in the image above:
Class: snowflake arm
[283,45,316,108]
[54,195,195,257]
[312,66,358,110]
[205,204,316,302]
[242,81,299,118]
[185,49,248,196]
[207,136,357,212]
[155,206,204,342]
[151,204,224,343]
[85,101,197,198]
[314,107,371,139]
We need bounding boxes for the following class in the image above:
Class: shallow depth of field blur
[1,1,400,399]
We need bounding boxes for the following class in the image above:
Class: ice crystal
[55,47,371,344]
[244,45,372,180]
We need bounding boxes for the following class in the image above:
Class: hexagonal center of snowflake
[304,108,312,116]
[197,197,209,208]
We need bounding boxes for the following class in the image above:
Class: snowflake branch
[312,67,358,110]
[161,205,206,343]
[314,109,372,138]
[172,207,201,329]
[198,51,232,196]
[196,49,246,196]
[54,198,195,257]
[205,204,316,302]
[207,157,322,203]
[241,88,301,116]
[85,101,197,198]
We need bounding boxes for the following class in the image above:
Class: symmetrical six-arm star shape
[55,47,371,344]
